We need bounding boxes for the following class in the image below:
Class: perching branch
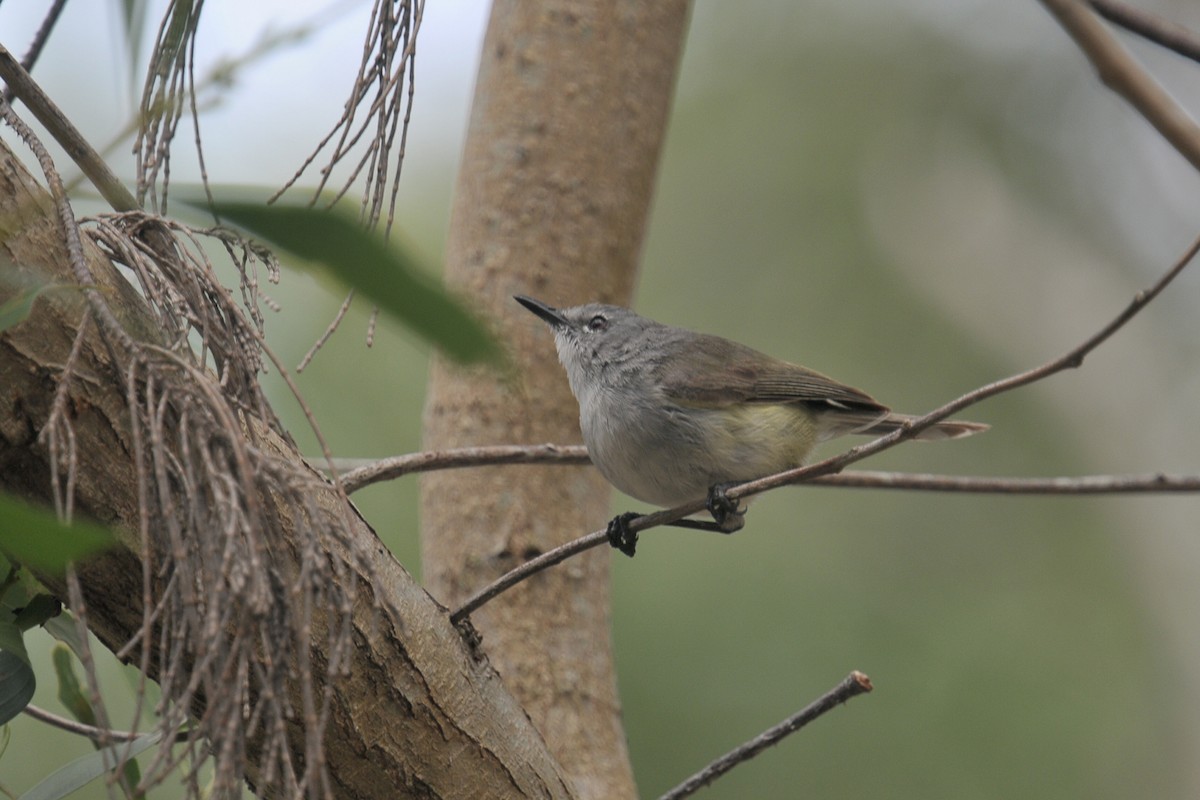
[448,469,1199,624]
[1041,0,1200,174]
[450,230,1200,623]
[657,671,874,800]
[718,225,1200,507]
[334,443,1200,496]
[1089,0,1200,64]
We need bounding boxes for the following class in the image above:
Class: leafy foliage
[0,494,116,575]
[202,198,502,365]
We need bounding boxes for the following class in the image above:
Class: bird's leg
[610,483,746,556]
[606,511,642,557]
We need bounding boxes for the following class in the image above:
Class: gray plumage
[516,296,986,509]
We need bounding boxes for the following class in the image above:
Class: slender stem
[0,44,138,211]
[450,532,607,624]
[813,471,1200,494]
[23,703,189,743]
[22,703,145,742]
[0,0,69,105]
[1041,0,1200,174]
[658,671,874,800]
[1089,0,1200,64]
[330,443,1200,496]
[447,469,1200,623]
[339,444,590,493]
[715,227,1200,507]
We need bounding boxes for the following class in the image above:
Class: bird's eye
[586,314,608,332]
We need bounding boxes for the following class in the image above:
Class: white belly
[579,386,817,508]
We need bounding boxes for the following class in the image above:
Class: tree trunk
[420,2,690,798]
[0,140,572,797]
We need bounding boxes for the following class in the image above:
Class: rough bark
[0,140,573,797]
[420,2,691,798]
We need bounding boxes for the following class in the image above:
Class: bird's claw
[706,483,745,533]
[606,511,642,557]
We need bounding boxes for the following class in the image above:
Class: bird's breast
[579,388,819,508]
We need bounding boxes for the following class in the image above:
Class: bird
[516,295,987,555]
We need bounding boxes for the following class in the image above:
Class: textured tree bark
[0,141,574,798]
[421,2,691,798]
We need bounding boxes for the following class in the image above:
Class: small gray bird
[515,295,987,555]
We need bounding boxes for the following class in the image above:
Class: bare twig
[0,0,69,105]
[3,88,367,798]
[296,289,356,372]
[333,443,1200,496]
[813,470,1200,493]
[0,44,138,211]
[450,231,1200,623]
[447,469,1199,625]
[1089,0,1200,64]
[339,444,591,492]
[716,226,1200,508]
[22,704,188,744]
[658,671,874,800]
[273,0,423,233]
[272,0,425,365]
[451,531,608,623]
[135,0,205,210]
[1041,0,1200,173]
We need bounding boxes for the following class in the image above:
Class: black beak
[514,295,568,328]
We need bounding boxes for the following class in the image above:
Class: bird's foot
[706,482,746,533]
[606,511,642,557]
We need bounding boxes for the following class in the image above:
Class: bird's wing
[656,333,888,414]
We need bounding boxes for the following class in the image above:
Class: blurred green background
[3,0,1200,798]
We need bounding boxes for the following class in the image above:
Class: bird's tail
[821,410,989,441]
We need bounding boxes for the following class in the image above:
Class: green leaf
[18,731,161,800]
[12,594,61,631]
[53,645,144,797]
[199,198,501,365]
[0,493,116,575]
[0,618,34,726]
[53,645,95,727]
[117,0,149,78]
[42,613,89,663]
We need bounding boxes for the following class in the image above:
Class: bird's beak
[514,295,568,328]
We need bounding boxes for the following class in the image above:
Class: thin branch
[715,225,1200,508]
[338,444,591,492]
[296,289,355,372]
[22,704,188,744]
[1089,0,1200,64]
[0,0,69,105]
[332,443,1200,496]
[451,531,608,623]
[658,671,874,800]
[813,470,1200,493]
[0,44,139,211]
[447,468,1200,624]
[450,230,1200,623]
[1041,0,1200,173]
